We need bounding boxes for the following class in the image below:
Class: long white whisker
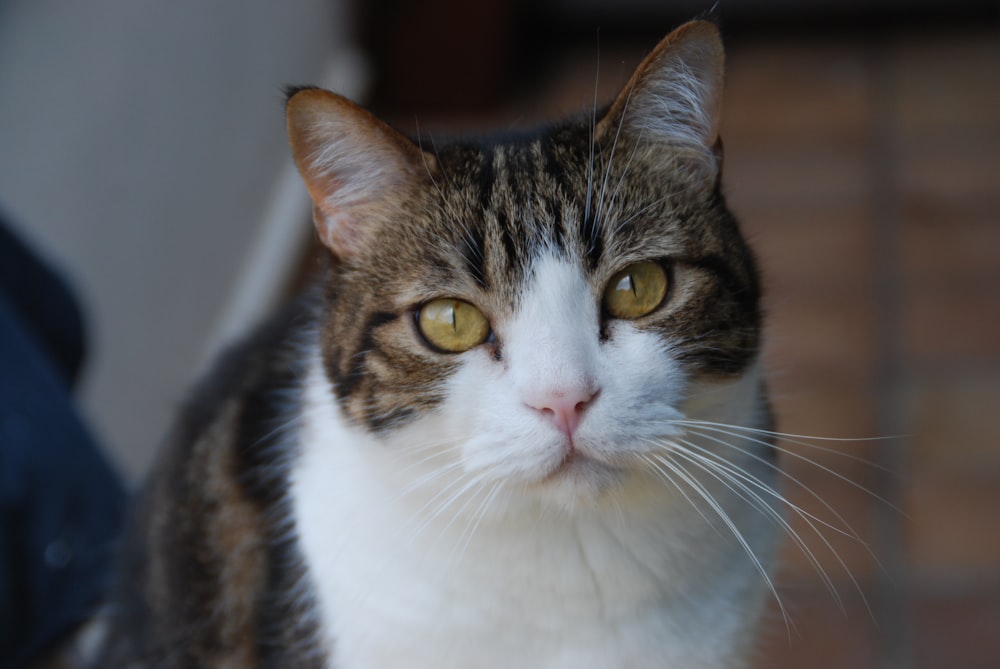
[584,44,599,235]
[674,439,854,617]
[449,480,504,567]
[646,451,792,634]
[675,430,881,620]
[682,428,880,549]
[610,194,675,238]
[406,468,484,542]
[421,472,499,565]
[395,458,466,500]
[415,122,477,249]
[594,81,636,235]
[421,467,495,538]
[675,419,898,470]
[640,452,720,531]
[601,131,644,233]
[675,421,902,514]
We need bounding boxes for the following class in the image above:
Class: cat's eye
[417,298,491,353]
[603,261,669,320]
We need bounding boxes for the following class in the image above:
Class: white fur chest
[291,359,774,669]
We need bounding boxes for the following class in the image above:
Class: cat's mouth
[529,448,626,508]
[539,446,620,487]
[541,451,582,483]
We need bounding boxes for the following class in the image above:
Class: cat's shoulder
[167,291,317,451]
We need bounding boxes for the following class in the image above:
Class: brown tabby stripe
[330,309,399,403]
[97,299,324,669]
[461,220,488,290]
[313,115,763,434]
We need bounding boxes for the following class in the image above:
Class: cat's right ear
[286,88,436,259]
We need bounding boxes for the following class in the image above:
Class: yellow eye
[603,261,669,320]
[417,298,491,352]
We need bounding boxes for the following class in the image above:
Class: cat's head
[287,21,767,511]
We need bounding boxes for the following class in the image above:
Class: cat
[94,19,782,669]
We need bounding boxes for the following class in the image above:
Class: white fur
[292,257,778,668]
[632,59,718,149]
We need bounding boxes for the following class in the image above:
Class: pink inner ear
[286,87,435,260]
[313,205,366,259]
[599,21,724,153]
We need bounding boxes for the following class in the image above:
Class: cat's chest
[317,601,713,669]
[290,361,759,669]
[294,475,726,669]
[294,500,741,669]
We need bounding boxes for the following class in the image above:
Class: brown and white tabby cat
[95,20,782,669]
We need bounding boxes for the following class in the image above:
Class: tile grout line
[866,38,914,669]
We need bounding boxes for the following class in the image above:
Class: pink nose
[527,387,598,438]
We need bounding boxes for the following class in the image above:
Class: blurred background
[1,0,997,667]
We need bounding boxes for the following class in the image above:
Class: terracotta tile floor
[384,25,1000,668]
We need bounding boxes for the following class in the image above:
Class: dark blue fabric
[0,223,85,389]
[0,218,126,669]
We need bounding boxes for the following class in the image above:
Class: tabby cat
[96,20,782,669]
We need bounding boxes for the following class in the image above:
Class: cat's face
[288,21,766,511]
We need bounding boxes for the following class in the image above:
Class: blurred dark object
[362,0,519,114]
[361,0,999,118]
[0,214,126,669]
[0,225,86,389]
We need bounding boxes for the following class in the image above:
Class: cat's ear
[598,20,724,182]
[286,88,435,259]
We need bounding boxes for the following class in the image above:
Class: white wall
[0,0,365,478]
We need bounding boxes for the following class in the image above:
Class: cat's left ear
[598,20,725,184]
[286,87,435,259]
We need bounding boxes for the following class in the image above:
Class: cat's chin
[531,451,623,509]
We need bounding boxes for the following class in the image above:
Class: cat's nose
[527,387,599,438]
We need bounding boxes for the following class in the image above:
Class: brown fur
[308,118,761,433]
[96,20,766,668]
[96,302,324,668]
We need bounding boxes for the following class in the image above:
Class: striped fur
[311,113,761,434]
[96,20,778,669]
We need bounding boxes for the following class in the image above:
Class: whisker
[594,80,635,236]
[674,439,861,617]
[609,194,674,238]
[414,122,477,249]
[584,41,600,244]
[406,468,481,541]
[249,413,305,450]
[675,421,903,514]
[646,451,792,635]
[395,458,466,500]
[673,427,883,621]
[675,419,898,470]
[449,480,504,567]
[600,131,643,234]
[639,452,719,531]
[681,428,880,549]
[415,465,495,546]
